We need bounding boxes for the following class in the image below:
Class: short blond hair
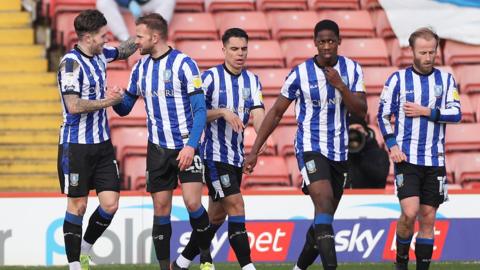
[408,27,439,48]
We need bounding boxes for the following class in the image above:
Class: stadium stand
[110,127,148,169]
[0,0,58,190]
[267,11,319,40]
[308,0,359,10]
[250,68,290,96]
[214,12,271,40]
[280,39,316,67]
[257,0,308,11]
[168,13,218,41]
[272,125,297,156]
[243,126,277,155]
[338,38,390,66]
[242,156,290,188]
[246,40,285,68]
[175,40,224,68]
[122,155,147,190]
[175,0,204,12]
[318,10,375,37]
[445,123,480,153]
[444,40,480,66]
[362,66,397,96]
[205,0,256,12]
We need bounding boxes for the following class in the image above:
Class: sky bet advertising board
[0,194,479,266]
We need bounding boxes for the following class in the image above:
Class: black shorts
[146,142,203,193]
[394,162,448,207]
[298,151,348,200]
[204,160,243,201]
[57,140,120,197]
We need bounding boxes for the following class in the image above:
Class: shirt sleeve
[102,45,119,63]
[437,74,461,123]
[201,70,214,109]
[378,72,400,149]
[251,74,264,110]
[126,60,141,97]
[59,58,82,96]
[351,62,366,93]
[182,57,203,96]
[280,67,300,101]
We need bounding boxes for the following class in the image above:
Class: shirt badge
[163,69,172,82]
[220,174,231,188]
[306,160,316,174]
[395,174,404,188]
[242,88,251,100]
[434,85,443,98]
[69,173,79,187]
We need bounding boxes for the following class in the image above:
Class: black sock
[83,206,114,245]
[188,205,212,263]
[415,238,434,270]
[152,215,172,270]
[314,214,337,270]
[396,234,413,265]
[182,222,222,261]
[297,224,318,270]
[228,216,252,268]
[63,212,83,263]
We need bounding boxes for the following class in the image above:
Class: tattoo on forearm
[117,37,137,60]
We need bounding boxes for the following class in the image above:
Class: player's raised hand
[243,152,258,174]
[223,109,245,133]
[389,145,407,163]
[177,145,195,171]
[404,102,430,118]
[323,66,344,90]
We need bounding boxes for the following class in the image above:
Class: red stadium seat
[246,40,285,68]
[308,0,359,10]
[264,96,297,125]
[55,12,79,48]
[280,39,316,68]
[362,66,397,96]
[256,0,308,11]
[450,153,480,184]
[267,11,318,40]
[242,156,290,187]
[110,127,148,166]
[388,39,443,67]
[107,99,147,128]
[250,68,290,96]
[286,155,302,188]
[318,10,375,38]
[360,0,381,9]
[445,123,480,152]
[338,38,390,66]
[243,126,277,155]
[107,70,131,89]
[175,41,223,69]
[444,40,480,66]
[372,9,394,38]
[454,65,480,94]
[366,94,380,125]
[273,125,297,156]
[214,12,271,40]
[169,13,218,41]
[122,155,146,190]
[175,0,204,12]
[459,94,476,123]
[205,0,255,12]
[49,0,95,19]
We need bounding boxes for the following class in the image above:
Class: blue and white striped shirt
[127,48,204,149]
[377,67,461,166]
[201,64,264,167]
[281,56,366,161]
[57,45,118,144]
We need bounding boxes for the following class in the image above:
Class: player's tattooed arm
[116,37,137,60]
[63,86,124,114]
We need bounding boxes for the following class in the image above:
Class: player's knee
[184,199,202,213]
[400,211,417,225]
[210,212,227,225]
[69,201,87,216]
[101,201,119,215]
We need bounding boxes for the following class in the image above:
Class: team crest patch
[220,174,231,188]
[395,174,404,188]
[242,88,251,100]
[163,69,172,82]
[434,85,443,97]
[306,160,316,174]
[341,75,348,86]
[69,173,79,187]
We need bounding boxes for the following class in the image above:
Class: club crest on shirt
[434,85,443,97]
[306,160,316,174]
[69,173,79,187]
[341,75,349,86]
[163,69,172,82]
[220,174,231,188]
[242,88,251,100]
[395,174,404,188]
